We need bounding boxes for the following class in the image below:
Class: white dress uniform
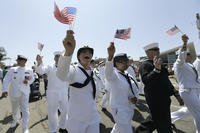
[173,51,200,132]
[193,57,200,78]
[56,55,100,133]
[99,66,110,109]
[92,67,104,99]
[197,18,200,39]
[171,106,190,123]
[105,59,139,133]
[2,66,34,130]
[35,64,68,133]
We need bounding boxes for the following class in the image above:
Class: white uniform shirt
[173,51,200,90]
[105,59,139,110]
[56,56,99,123]
[35,64,68,92]
[0,68,3,79]
[193,57,200,78]
[126,65,136,79]
[2,66,34,97]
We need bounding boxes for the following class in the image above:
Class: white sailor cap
[53,51,62,56]
[143,43,159,51]
[17,55,28,61]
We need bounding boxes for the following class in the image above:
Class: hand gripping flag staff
[54,2,77,30]
[166,25,184,36]
[113,28,131,43]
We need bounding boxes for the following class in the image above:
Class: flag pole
[112,38,116,44]
[71,9,77,31]
[179,29,184,35]
[176,25,184,35]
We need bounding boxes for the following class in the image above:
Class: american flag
[114,28,131,40]
[54,2,76,25]
[166,25,180,36]
[37,42,44,51]
[61,7,77,25]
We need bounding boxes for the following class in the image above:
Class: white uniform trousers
[47,90,68,132]
[100,91,110,108]
[111,108,134,133]
[180,88,200,133]
[171,106,190,123]
[10,93,30,129]
[67,118,99,133]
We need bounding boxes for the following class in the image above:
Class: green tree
[0,47,9,66]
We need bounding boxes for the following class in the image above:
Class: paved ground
[0,78,196,133]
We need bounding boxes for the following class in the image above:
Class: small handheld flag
[37,42,44,52]
[54,2,77,25]
[61,7,77,25]
[166,25,181,36]
[114,28,131,40]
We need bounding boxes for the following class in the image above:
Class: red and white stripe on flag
[114,28,131,40]
[54,2,76,25]
[166,25,180,36]
[61,7,76,25]
[38,42,44,51]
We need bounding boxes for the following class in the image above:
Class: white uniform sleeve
[173,51,187,71]
[56,55,73,82]
[2,69,13,92]
[105,59,117,82]
[193,58,200,76]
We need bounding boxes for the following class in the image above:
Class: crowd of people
[0,30,200,133]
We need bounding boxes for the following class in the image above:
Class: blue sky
[0,0,200,67]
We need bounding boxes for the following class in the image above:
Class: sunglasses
[117,60,129,63]
[149,48,160,51]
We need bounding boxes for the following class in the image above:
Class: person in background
[193,54,200,77]
[35,52,68,133]
[98,61,110,111]
[56,30,100,133]
[173,34,200,132]
[2,55,34,133]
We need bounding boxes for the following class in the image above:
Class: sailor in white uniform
[105,43,139,133]
[2,55,34,133]
[173,34,200,132]
[35,52,68,133]
[56,30,100,133]
[193,55,200,77]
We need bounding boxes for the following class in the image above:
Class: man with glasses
[105,42,139,133]
[136,43,183,133]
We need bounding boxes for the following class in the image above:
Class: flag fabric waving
[166,25,180,36]
[61,7,77,25]
[37,42,44,51]
[114,28,131,40]
[54,2,76,25]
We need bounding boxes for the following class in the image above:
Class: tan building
[160,42,196,66]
